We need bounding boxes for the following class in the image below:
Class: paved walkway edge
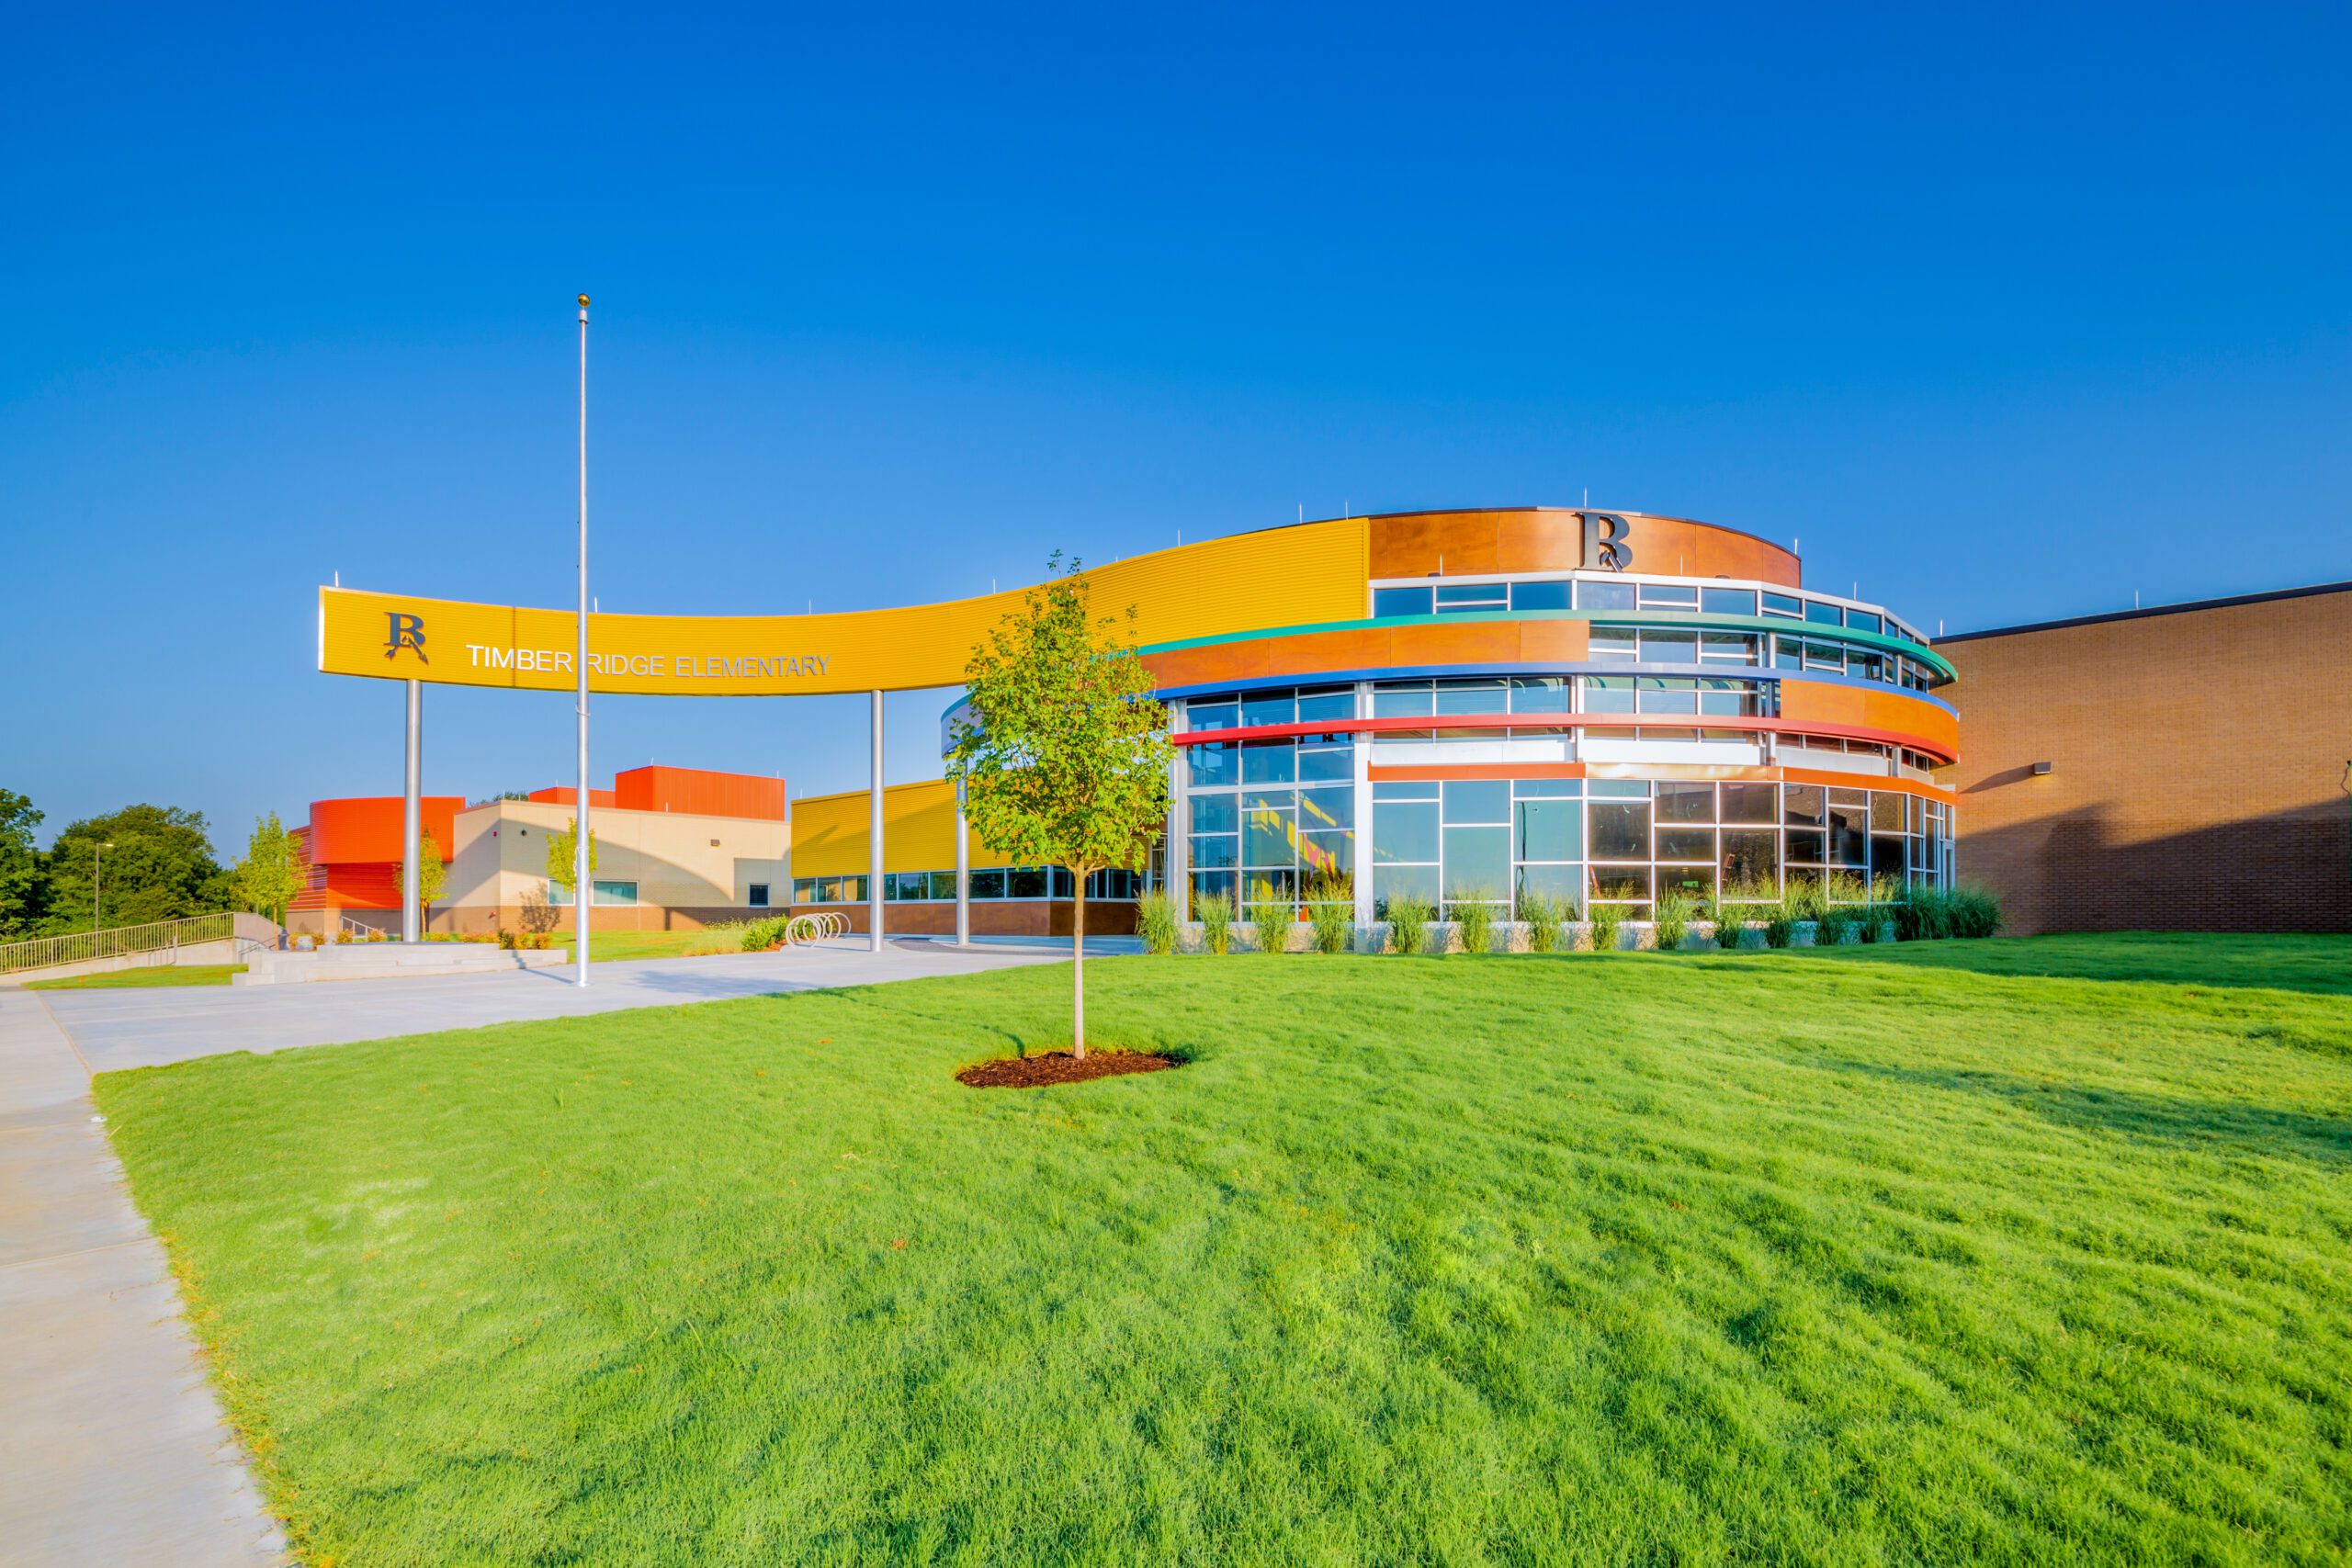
[0,991,288,1567]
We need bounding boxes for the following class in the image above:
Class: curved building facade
[1136,507,1955,924]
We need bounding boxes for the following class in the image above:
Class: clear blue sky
[4,3,2347,850]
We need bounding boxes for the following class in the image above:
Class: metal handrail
[0,911,234,976]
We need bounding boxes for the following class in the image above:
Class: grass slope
[26,962,244,989]
[96,936,2352,1566]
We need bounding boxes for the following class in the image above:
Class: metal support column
[869,689,885,953]
[573,293,592,987]
[401,679,422,942]
[954,780,970,947]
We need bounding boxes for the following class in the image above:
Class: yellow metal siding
[322,517,1371,696]
[790,781,1023,877]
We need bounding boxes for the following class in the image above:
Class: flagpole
[574,293,591,987]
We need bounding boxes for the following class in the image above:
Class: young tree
[545,818,597,915]
[229,812,307,926]
[946,556,1174,1058]
[417,829,447,930]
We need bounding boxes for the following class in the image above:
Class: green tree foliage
[0,788,45,940]
[229,812,310,926]
[44,805,229,933]
[946,557,1174,1057]
[418,829,447,923]
[545,818,598,902]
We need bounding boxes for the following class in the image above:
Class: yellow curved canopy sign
[321,518,1370,696]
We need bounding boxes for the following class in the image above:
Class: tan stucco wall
[441,799,789,928]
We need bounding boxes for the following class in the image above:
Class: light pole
[574,292,591,987]
[94,840,113,933]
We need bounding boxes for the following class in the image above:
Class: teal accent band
[1141,609,1959,682]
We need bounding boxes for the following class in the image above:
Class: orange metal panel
[1779,682,1958,758]
[613,765,787,820]
[307,796,463,864]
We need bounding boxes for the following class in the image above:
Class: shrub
[1453,895,1498,956]
[497,929,515,951]
[1949,886,2003,939]
[1135,888,1179,955]
[1385,896,1433,955]
[1786,878,1828,931]
[1198,892,1235,955]
[1587,901,1624,953]
[740,915,791,952]
[1249,895,1293,955]
[1654,891,1692,952]
[1692,887,1728,949]
[1519,891,1565,954]
[1892,884,1951,942]
[1763,904,1795,949]
[1306,876,1354,954]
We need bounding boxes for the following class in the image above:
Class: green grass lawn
[581,928,750,963]
[25,962,244,989]
[96,935,2352,1565]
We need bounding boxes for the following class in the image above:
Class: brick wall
[1937,584,2352,935]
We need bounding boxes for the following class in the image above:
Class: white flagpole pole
[574,293,592,987]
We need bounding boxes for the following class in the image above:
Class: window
[1241,690,1293,728]
[1582,675,1636,714]
[1510,676,1570,715]
[1577,579,1637,612]
[1441,781,1510,913]
[1589,798,1651,862]
[1374,586,1433,616]
[1187,699,1238,733]
[1188,742,1236,788]
[548,879,638,906]
[748,883,770,908]
[1510,580,1572,611]
[1590,625,1638,660]
[1435,582,1508,613]
[1638,584,1698,610]
[1296,687,1352,724]
[1761,592,1803,618]
[1700,632,1759,664]
[1372,781,1439,915]
[1805,599,1843,626]
[1636,676,1697,715]
[1638,628,1697,663]
[1701,586,1758,616]
[1434,678,1508,716]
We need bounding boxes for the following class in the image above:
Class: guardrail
[0,911,236,976]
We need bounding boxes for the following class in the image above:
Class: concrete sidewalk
[1,935,1077,1563]
[0,989,286,1565]
[44,936,1068,1075]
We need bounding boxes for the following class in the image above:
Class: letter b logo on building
[383,612,428,663]
[1578,512,1633,571]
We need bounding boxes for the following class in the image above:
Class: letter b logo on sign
[1578,512,1633,571]
[383,612,428,663]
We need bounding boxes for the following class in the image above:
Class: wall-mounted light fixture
[2031,761,2054,776]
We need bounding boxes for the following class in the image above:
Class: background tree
[42,805,229,933]
[0,788,45,940]
[230,812,308,926]
[946,557,1173,1058]
[417,829,447,929]
[545,818,597,915]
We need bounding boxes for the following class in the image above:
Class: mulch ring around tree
[955,1049,1182,1089]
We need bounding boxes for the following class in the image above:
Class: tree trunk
[1072,873,1087,1061]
